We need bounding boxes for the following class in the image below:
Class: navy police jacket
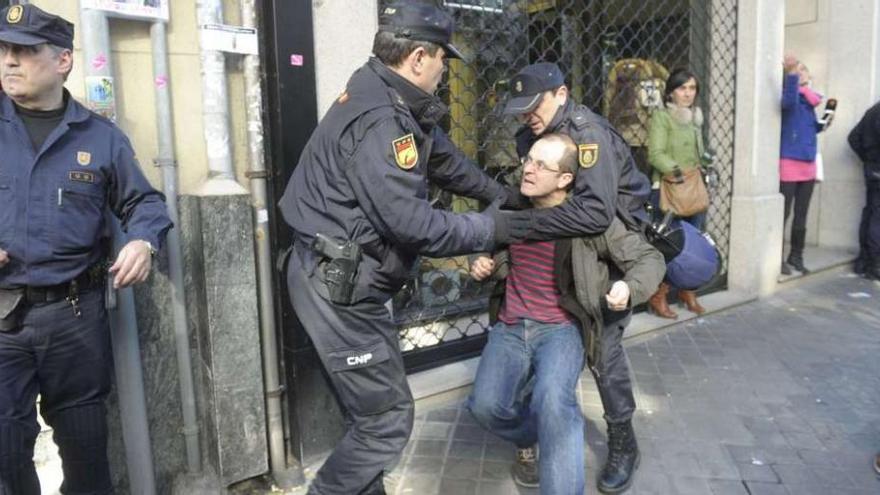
[0,92,172,288]
[848,100,880,182]
[514,98,651,239]
[279,58,509,299]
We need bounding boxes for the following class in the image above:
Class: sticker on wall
[200,24,258,55]
[80,0,169,22]
[85,76,117,122]
[290,54,304,66]
[91,54,108,71]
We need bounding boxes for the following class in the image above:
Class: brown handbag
[659,167,709,217]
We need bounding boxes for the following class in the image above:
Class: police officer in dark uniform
[277,2,527,493]
[848,100,880,280]
[0,5,172,494]
[500,62,651,494]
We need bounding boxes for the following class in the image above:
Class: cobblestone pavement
[388,272,880,495]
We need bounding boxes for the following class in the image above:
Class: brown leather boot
[679,290,705,315]
[648,283,677,319]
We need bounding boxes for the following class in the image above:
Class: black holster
[0,288,24,332]
[312,233,362,305]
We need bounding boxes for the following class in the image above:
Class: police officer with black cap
[499,62,651,494]
[0,5,172,494]
[277,1,527,493]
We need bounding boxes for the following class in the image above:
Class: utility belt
[0,263,106,331]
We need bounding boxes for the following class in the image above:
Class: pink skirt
[779,158,816,182]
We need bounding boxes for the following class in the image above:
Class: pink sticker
[290,54,304,66]
[155,75,168,89]
[92,54,107,71]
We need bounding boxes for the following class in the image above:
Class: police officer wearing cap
[499,62,651,494]
[277,1,525,493]
[0,5,172,494]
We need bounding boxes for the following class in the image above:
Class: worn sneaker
[512,446,539,488]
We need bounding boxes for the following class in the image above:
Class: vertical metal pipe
[77,6,158,493]
[150,20,203,475]
[196,0,244,191]
[240,0,301,487]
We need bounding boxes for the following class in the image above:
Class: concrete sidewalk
[383,271,880,495]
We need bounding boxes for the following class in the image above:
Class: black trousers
[0,289,113,495]
[781,180,815,254]
[287,248,413,495]
[589,317,636,424]
[859,181,880,261]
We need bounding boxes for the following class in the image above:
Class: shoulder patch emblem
[77,151,92,166]
[392,134,418,170]
[578,143,599,168]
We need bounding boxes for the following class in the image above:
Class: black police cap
[0,4,74,50]
[379,1,464,60]
[504,63,566,114]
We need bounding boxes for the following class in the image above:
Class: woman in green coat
[646,68,708,318]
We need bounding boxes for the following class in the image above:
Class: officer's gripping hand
[484,198,535,247]
[109,240,153,289]
[0,248,8,268]
[605,281,631,311]
[470,256,495,282]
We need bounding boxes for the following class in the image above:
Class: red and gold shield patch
[392,134,418,170]
[578,143,599,168]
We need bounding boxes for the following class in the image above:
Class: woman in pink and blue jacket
[780,54,825,275]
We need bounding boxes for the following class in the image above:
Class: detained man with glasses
[466,133,664,494]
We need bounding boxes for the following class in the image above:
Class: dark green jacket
[488,217,665,368]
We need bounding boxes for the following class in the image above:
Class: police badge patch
[6,5,22,24]
[392,134,418,170]
[77,151,92,166]
[578,143,599,168]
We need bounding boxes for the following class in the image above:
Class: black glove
[484,198,535,246]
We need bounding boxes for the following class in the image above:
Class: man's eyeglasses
[521,155,562,173]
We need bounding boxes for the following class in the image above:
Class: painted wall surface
[31,0,251,195]
[784,0,880,248]
[312,0,378,118]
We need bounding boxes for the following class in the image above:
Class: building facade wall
[31,0,251,195]
[784,0,880,249]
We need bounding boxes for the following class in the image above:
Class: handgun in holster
[312,233,362,305]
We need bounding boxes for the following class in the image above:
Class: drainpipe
[150,20,203,475]
[196,0,247,195]
[241,0,302,488]
[78,6,157,493]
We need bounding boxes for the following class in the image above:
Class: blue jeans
[468,320,585,495]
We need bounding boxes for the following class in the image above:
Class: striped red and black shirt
[498,241,573,325]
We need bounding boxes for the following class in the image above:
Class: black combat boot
[598,420,640,494]
[853,252,868,276]
[786,227,811,274]
[868,258,880,281]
